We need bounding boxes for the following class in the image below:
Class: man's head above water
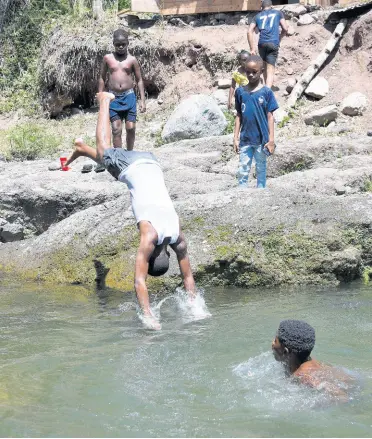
[272,319,316,366]
[148,244,170,277]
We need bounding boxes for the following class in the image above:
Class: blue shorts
[109,89,137,123]
[258,43,279,66]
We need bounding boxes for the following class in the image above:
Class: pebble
[335,184,346,196]
[367,131,372,137]
[286,68,294,75]
[48,162,61,171]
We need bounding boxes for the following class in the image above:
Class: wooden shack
[128,0,365,15]
[130,0,262,15]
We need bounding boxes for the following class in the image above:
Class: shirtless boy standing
[98,29,146,150]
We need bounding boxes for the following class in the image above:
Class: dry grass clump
[39,16,116,103]
[39,16,179,107]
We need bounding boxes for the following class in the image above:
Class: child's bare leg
[111,119,123,148]
[96,92,115,160]
[125,121,135,151]
[65,138,98,167]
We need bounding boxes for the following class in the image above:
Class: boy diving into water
[66,92,196,330]
[272,320,353,401]
[98,29,146,150]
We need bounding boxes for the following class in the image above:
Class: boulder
[286,78,297,93]
[42,91,73,117]
[0,135,371,288]
[327,124,352,135]
[305,76,329,100]
[0,222,24,243]
[287,25,296,36]
[341,92,368,116]
[282,4,307,19]
[304,105,338,126]
[335,184,347,195]
[217,79,231,89]
[212,89,228,106]
[298,14,315,26]
[293,5,308,16]
[162,95,227,143]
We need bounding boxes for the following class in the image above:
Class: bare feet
[65,138,87,166]
[96,92,115,104]
[142,314,162,331]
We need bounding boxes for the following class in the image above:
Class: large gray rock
[341,92,368,116]
[217,79,231,89]
[162,95,227,143]
[0,222,24,242]
[282,4,307,19]
[212,89,228,106]
[298,14,315,26]
[0,135,371,289]
[0,159,125,237]
[286,77,297,93]
[305,76,329,100]
[304,105,338,126]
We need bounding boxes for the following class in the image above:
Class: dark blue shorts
[258,43,279,66]
[109,89,137,123]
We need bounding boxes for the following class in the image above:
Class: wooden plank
[287,19,347,108]
[131,0,261,14]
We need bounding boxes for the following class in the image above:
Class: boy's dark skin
[65,92,196,330]
[272,333,352,401]
[98,33,146,150]
[247,1,288,88]
[233,59,275,155]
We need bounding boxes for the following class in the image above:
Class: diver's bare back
[104,53,136,93]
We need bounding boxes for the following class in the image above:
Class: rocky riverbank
[1,133,371,291]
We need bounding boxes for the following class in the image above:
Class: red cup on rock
[60,157,68,171]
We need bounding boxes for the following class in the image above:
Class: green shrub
[223,110,235,135]
[362,179,372,193]
[118,0,131,10]
[7,123,62,160]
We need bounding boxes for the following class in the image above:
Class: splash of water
[233,352,330,411]
[173,287,212,324]
[133,288,211,329]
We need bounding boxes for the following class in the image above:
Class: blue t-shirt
[235,86,279,147]
[254,9,284,46]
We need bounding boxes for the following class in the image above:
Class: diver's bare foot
[96,92,115,104]
[65,137,86,166]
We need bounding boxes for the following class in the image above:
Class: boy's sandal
[94,163,106,173]
[81,164,93,173]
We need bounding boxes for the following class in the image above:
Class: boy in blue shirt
[233,55,278,188]
[247,0,288,88]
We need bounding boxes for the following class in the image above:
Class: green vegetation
[277,108,295,129]
[223,110,235,134]
[118,0,131,9]
[6,123,62,160]
[362,179,372,192]
[362,267,372,284]
[0,0,72,115]
[0,0,122,116]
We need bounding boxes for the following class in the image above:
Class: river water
[1,279,371,437]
